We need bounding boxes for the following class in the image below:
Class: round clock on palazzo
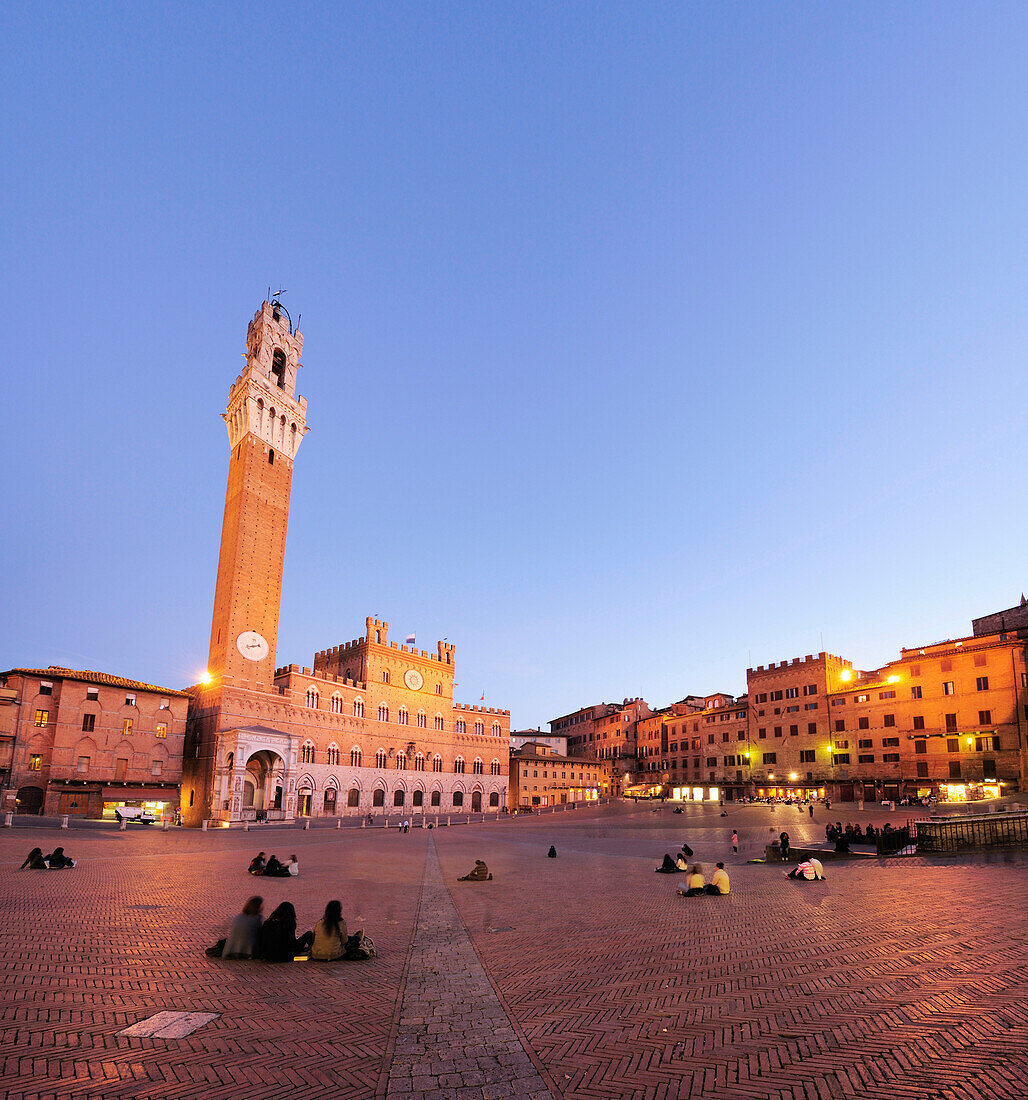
[403,668,424,691]
[236,631,270,661]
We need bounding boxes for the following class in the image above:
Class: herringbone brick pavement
[436,803,1028,1100]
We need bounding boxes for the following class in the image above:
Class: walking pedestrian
[731,830,738,854]
[808,804,814,818]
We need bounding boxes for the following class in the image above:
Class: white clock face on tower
[403,668,424,691]
[236,631,270,661]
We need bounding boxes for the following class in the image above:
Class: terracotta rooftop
[2,666,190,697]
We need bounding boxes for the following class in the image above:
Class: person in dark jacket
[257,902,314,962]
[779,832,791,860]
[264,854,287,877]
[45,847,74,868]
[20,848,48,870]
[247,852,267,875]
[223,896,264,958]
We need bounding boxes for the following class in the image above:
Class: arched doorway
[323,788,336,814]
[489,791,499,807]
[412,789,424,808]
[347,788,360,807]
[471,790,483,812]
[372,788,385,807]
[15,785,43,815]
[245,750,286,815]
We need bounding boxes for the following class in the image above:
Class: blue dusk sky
[3,3,1027,729]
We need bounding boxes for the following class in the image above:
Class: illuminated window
[155,723,167,738]
[29,754,42,771]
[122,718,133,735]
[34,710,49,727]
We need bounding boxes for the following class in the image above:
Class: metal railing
[914,811,1028,853]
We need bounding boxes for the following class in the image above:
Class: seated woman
[678,866,706,896]
[264,855,291,878]
[675,854,688,871]
[223,896,264,959]
[787,859,826,881]
[458,860,492,881]
[286,855,299,877]
[20,848,48,870]
[44,847,75,868]
[310,900,348,961]
[257,902,314,962]
[655,853,679,873]
[247,852,267,876]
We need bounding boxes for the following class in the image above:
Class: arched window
[326,745,340,766]
[474,720,484,735]
[372,788,385,807]
[430,790,441,807]
[456,719,466,734]
[453,791,464,807]
[454,757,465,774]
[395,752,406,770]
[398,707,408,726]
[393,789,405,806]
[305,688,319,709]
[331,693,344,714]
[435,683,442,695]
[413,789,424,807]
[414,752,425,771]
[378,704,389,722]
[382,670,390,684]
[350,746,362,767]
[492,723,501,737]
[347,788,360,807]
[375,749,387,769]
[432,754,443,772]
[417,710,426,729]
[434,714,444,731]
[353,698,364,718]
[300,741,316,764]
[225,752,234,770]
[272,349,286,389]
[472,757,484,775]
[490,759,500,775]
[489,791,500,807]
[323,788,337,812]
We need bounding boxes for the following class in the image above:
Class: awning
[101,786,179,801]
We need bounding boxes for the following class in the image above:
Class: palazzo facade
[182,300,508,826]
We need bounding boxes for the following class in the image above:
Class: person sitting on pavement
[257,902,314,962]
[286,855,300,876]
[675,853,689,871]
[310,899,348,961]
[655,853,681,873]
[223,896,263,958]
[834,831,851,853]
[247,852,267,876]
[677,865,707,897]
[20,847,48,870]
[458,859,493,881]
[787,858,826,881]
[707,862,730,895]
[264,854,289,877]
[44,847,75,868]
[547,845,557,858]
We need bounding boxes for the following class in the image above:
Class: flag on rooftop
[405,633,416,645]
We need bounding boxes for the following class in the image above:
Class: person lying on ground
[20,848,48,870]
[45,847,75,868]
[787,858,826,881]
[310,900,348,961]
[655,853,683,873]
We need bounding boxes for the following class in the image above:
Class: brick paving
[0,803,1026,1100]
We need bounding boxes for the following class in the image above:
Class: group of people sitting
[787,858,826,881]
[211,897,373,962]
[20,847,75,869]
[825,822,895,851]
[677,863,730,896]
[655,842,695,873]
[247,852,298,877]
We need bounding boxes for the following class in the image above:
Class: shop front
[101,785,179,821]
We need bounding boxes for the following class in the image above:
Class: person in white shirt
[286,855,299,876]
[787,859,826,881]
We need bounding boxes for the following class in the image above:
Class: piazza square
[2,800,1026,1100]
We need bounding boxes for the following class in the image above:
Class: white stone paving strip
[118,1010,221,1038]
[385,839,554,1100]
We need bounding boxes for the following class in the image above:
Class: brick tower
[206,300,308,692]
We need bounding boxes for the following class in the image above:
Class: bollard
[244,822,250,831]
[202,819,209,831]
[447,815,451,826]
[304,819,310,830]
[336,818,341,829]
[119,818,127,831]
[3,812,12,828]
[162,818,170,831]
[361,817,366,828]
[61,815,69,829]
